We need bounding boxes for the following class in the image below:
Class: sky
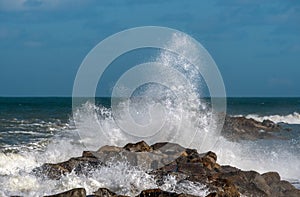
[0,0,299,97]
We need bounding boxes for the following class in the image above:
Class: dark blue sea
[0,97,299,196]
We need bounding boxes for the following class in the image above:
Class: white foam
[160,175,208,196]
[234,112,300,124]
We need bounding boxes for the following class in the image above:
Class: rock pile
[31,141,299,197]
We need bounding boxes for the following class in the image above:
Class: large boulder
[222,116,283,140]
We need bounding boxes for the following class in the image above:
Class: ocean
[0,97,299,196]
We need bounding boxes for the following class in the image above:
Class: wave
[234,112,300,124]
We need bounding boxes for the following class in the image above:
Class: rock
[151,142,186,155]
[91,188,197,197]
[282,189,300,197]
[260,173,300,197]
[208,178,240,197]
[136,188,195,197]
[92,188,119,197]
[261,172,281,185]
[262,120,277,128]
[97,145,123,153]
[201,151,218,170]
[44,188,86,197]
[33,156,103,179]
[123,141,152,152]
[222,116,283,140]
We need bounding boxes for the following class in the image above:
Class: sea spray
[73,32,216,151]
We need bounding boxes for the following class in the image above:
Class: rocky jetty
[222,116,284,140]
[32,141,299,197]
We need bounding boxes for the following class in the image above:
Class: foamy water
[0,131,209,196]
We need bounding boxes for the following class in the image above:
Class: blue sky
[0,0,299,97]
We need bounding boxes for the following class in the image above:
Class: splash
[74,33,216,152]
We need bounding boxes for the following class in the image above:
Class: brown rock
[93,188,119,197]
[136,188,195,197]
[201,151,217,170]
[123,141,152,152]
[151,142,185,155]
[44,188,86,197]
[261,172,280,185]
[33,156,103,179]
[82,151,97,158]
[222,116,282,140]
[97,145,123,153]
[282,189,300,197]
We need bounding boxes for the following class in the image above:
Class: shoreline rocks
[222,116,286,140]
[30,141,300,197]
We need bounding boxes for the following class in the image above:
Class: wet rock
[33,141,299,197]
[33,156,103,179]
[201,151,218,170]
[207,178,240,197]
[123,141,152,152]
[282,189,300,197]
[136,188,195,197]
[261,172,281,185]
[262,119,278,129]
[97,145,123,153]
[90,188,197,197]
[222,116,283,140]
[151,142,186,155]
[218,169,300,197]
[92,188,119,197]
[44,188,86,197]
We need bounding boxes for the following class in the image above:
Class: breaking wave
[234,112,300,124]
